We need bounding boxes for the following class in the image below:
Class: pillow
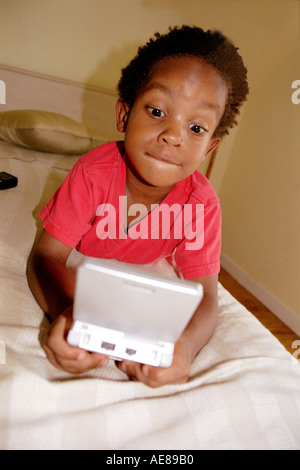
[0,110,108,154]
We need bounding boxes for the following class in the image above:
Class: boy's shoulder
[78,141,124,172]
[183,170,219,206]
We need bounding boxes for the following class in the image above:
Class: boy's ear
[203,138,221,162]
[116,99,130,133]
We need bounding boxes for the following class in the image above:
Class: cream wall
[218,2,300,331]
[1,0,299,328]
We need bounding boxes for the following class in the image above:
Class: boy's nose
[158,127,182,147]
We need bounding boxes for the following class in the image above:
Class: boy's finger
[45,315,109,372]
[44,340,109,373]
[118,360,168,387]
[57,353,109,374]
[46,314,81,359]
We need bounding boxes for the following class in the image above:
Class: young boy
[27,26,248,387]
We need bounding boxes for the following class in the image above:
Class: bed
[0,70,300,450]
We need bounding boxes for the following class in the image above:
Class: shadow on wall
[80,40,142,141]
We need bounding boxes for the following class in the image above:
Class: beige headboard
[0,65,119,142]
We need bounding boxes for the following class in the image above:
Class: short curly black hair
[117,25,249,138]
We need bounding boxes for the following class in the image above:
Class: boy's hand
[43,306,109,374]
[117,337,192,388]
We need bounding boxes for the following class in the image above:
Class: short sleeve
[174,200,222,279]
[40,161,97,247]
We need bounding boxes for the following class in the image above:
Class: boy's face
[117,55,227,189]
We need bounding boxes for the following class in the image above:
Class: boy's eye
[147,107,165,118]
[189,124,206,134]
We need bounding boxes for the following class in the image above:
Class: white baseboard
[220,253,300,337]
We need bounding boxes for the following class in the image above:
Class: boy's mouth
[145,152,181,166]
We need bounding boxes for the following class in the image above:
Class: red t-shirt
[40,141,221,279]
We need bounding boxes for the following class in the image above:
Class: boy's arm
[27,229,74,320]
[27,229,109,373]
[118,274,219,387]
[180,274,218,362]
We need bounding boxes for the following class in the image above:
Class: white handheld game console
[67,258,203,367]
